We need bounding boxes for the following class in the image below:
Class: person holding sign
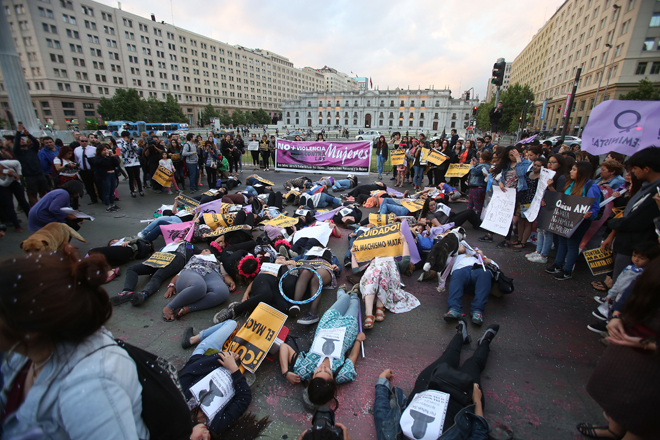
[158,151,180,195]
[466,151,492,216]
[373,320,500,440]
[279,286,367,406]
[545,162,601,281]
[512,157,545,250]
[161,249,232,321]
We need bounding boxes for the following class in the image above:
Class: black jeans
[261,151,270,169]
[267,191,283,210]
[78,169,98,203]
[126,166,143,193]
[448,209,482,229]
[123,254,185,297]
[251,151,260,166]
[205,166,217,189]
[233,274,294,316]
[88,246,134,267]
[0,181,30,228]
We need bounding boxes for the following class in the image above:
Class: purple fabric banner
[160,221,193,244]
[275,139,372,175]
[515,134,537,145]
[582,100,660,156]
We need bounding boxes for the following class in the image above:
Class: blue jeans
[99,172,116,207]
[332,180,351,190]
[413,165,424,187]
[554,220,592,274]
[317,192,341,208]
[186,163,198,190]
[329,288,359,319]
[377,155,385,176]
[193,320,238,356]
[173,162,185,189]
[447,266,492,314]
[140,216,182,242]
[535,229,554,257]
[379,198,409,217]
[243,186,258,198]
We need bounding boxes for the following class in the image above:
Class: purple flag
[160,221,194,244]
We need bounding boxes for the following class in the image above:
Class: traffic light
[518,116,523,121]
[465,91,470,100]
[491,60,506,87]
[472,106,478,116]
[557,106,562,113]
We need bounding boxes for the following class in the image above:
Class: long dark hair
[490,146,515,176]
[376,136,387,149]
[308,377,338,407]
[548,153,566,177]
[563,161,593,195]
[57,145,73,160]
[622,256,660,328]
[420,197,435,219]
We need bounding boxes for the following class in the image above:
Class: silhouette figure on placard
[198,379,224,413]
[321,337,339,356]
[410,410,435,439]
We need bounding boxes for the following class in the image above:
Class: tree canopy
[200,104,219,126]
[476,82,535,133]
[97,89,188,123]
[618,78,660,101]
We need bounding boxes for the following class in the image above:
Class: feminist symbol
[613,110,641,133]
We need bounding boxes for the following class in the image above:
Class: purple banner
[582,100,660,156]
[275,139,372,175]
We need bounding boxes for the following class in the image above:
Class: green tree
[161,93,188,122]
[254,108,272,125]
[476,83,535,133]
[231,109,246,126]
[618,78,660,101]
[219,108,232,126]
[84,118,99,130]
[244,111,255,126]
[96,88,145,121]
[200,104,219,126]
[143,96,164,123]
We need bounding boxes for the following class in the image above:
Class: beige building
[509,0,660,135]
[485,62,512,102]
[315,66,359,92]
[0,0,327,129]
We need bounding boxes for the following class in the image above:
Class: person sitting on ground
[178,321,271,439]
[0,246,149,439]
[27,180,85,231]
[278,285,367,405]
[161,249,231,321]
[373,319,499,440]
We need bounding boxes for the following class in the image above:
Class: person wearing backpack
[372,320,500,440]
[0,246,151,440]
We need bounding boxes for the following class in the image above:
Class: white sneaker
[529,254,548,263]
[525,251,539,260]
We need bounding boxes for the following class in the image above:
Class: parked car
[355,130,382,142]
[282,130,306,141]
[547,135,582,148]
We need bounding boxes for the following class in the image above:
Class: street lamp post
[602,4,622,103]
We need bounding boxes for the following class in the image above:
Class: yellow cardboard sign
[177,194,200,209]
[390,149,406,166]
[227,303,287,373]
[445,164,471,178]
[203,224,252,238]
[253,176,275,186]
[262,215,299,228]
[427,150,448,166]
[400,199,425,213]
[583,248,614,276]
[353,223,404,263]
[143,252,176,268]
[203,213,235,230]
[152,166,173,187]
[368,213,396,227]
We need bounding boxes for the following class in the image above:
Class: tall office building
[315,66,359,92]
[0,0,327,129]
[509,0,660,135]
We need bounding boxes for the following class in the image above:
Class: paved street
[0,169,606,439]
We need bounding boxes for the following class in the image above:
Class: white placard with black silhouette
[310,327,346,365]
[400,390,450,440]
[189,367,235,421]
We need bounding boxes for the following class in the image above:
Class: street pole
[559,68,582,145]
[602,4,622,104]
[592,44,612,110]
[516,90,530,142]
[494,86,500,108]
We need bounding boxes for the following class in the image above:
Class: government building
[281,88,479,133]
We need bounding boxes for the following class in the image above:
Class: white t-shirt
[159,158,175,172]
[53,157,79,177]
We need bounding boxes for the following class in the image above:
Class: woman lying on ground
[161,249,232,321]
[350,231,419,328]
[279,285,367,406]
[418,197,482,229]
[178,321,271,439]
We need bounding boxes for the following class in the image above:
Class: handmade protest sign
[419,148,430,165]
[203,213,234,230]
[275,139,372,175]
[262,215,299,228]
[354,223,404,263]
[368,213,396,227]
[390,149,406,166]
[445,164,471,178]
[252,176,274,186]
[523,167,556,222]
[426,150,448,166]
[202,189,219,197]
[400,199,425,213]
[310,327,346,361]
[199,199,230,215]
[143,252,176,268]
[160,221,194,244]
[247,140,259,151]
[189,368,235,421]
[226,303,287,373]
[400,390,451,440]
[203,224,252,238]
[480,186,517,236]
[536,192,596,238]
[152,166,173,187]
[583,248,614,276]
[177,194,200,209]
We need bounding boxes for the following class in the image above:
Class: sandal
[162,306,179,322]
[364,315,374,329]
[576,423,623,439]
[591,281,610,292]
[176,306,190,320]
[375,307,385,322]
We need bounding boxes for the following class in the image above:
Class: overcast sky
[100,0,565,100]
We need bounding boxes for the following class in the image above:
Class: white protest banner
[310,327,346,360]
[480,186,517,236]
[400,390,451,440]
[189,367,235,421]
[523,167,556,222]
[247,141,260,151]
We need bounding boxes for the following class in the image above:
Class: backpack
[584,181,605,221]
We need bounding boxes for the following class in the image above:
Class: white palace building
[281,88,479,132]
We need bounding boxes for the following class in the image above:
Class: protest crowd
[0,123,659,440]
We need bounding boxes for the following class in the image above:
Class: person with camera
[296,406,352,440]
[372,320,499,440]
[203,142,219,189]
[118,130,143,198]
[279,285,367,406]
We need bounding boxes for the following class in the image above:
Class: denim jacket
[373,378,489,440]
[468,164,489,187]
[1,329,149,440]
